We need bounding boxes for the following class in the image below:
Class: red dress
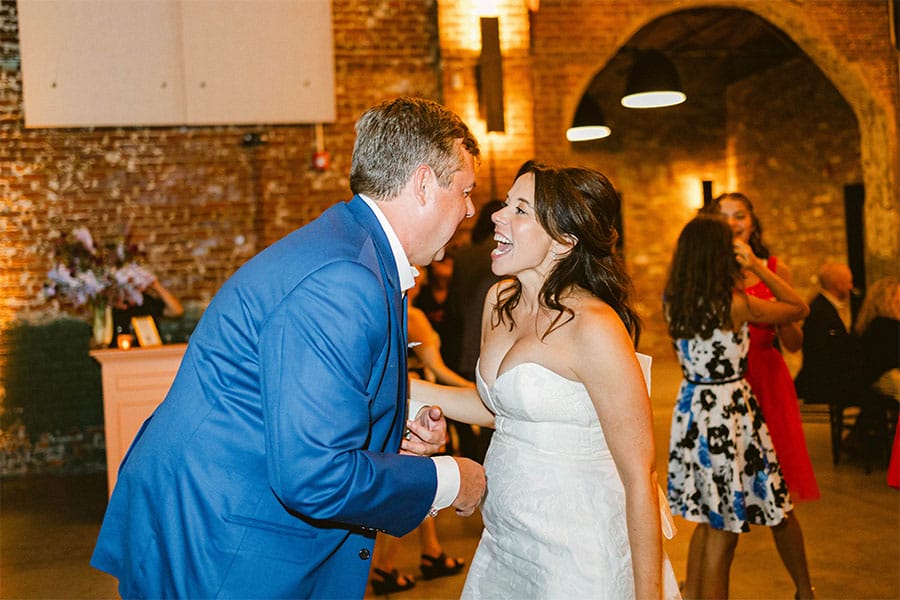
[888,413,900,489]
[746,257,821,501]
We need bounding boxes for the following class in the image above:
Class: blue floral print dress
[667,324,792,533]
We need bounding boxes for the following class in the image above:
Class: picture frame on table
[131,316,162,348]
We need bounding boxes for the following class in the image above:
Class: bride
[412,161,680,599]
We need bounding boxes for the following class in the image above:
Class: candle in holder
[117,334,134,350]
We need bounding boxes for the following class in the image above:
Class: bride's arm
[409,379,495,427]
[410,280,502,429]
[573,307,663,599]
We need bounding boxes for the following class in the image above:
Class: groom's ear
[413,164,433,207]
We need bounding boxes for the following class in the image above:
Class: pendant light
[621,50,686,109]
[566,94,611,142]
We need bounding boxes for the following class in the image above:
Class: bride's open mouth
[492,233,512,258]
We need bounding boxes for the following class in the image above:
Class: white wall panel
[17,0,335,128]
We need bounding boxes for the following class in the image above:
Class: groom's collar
[358,194,418,292]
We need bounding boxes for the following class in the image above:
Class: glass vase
[91,302,113,348]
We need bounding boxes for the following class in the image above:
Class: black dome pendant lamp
[621,49,686,109]
[566,94,611,141]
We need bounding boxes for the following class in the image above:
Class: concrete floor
[2,355,898,600]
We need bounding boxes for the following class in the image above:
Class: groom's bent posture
[90,97,487,599]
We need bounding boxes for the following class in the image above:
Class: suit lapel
[347,196,409,448]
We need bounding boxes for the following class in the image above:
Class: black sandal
[419,552,466,580]
[370,567,416,595]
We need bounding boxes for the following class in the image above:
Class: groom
[90,97,487,599]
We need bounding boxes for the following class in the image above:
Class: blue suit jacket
[91,196,438,599]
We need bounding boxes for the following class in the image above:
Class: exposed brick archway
[572,0,898,283]
[723,1,898,281]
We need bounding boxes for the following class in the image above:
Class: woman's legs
[770,510,815,598]
[687,512,813,598]
[418,515,443,558]
[684,523,708,599]
[699,527,740,599]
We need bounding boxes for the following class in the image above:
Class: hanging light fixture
[621,49,686,109]
[566,94,610,142]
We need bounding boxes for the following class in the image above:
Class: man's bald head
[818,263,854,300]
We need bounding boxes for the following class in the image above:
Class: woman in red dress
[708,193,819,499]
[707,192,817,598]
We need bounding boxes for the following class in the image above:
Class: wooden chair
[828,398,860,467]
[831,388,898,474]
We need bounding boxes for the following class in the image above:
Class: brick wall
[727,57,862,295]
[436,0,898,358]
[2,0,443,325]
[437,0,535,208]
[0,0,444,410]
[2,0,898,386]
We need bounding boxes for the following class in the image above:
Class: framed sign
[131,316,162,348]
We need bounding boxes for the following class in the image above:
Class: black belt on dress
[684,374,745,385]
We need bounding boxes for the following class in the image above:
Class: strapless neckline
[479,360,581,389]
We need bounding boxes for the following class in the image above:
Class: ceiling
[585,7,808,112]
[625,8,803,87]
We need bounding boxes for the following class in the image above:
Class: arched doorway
[553,5,889,356]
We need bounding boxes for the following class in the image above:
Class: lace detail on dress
[464,361,681,599]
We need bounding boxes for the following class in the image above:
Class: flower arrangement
[43,226,155,311]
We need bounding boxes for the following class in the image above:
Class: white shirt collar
[821,289,852,330]
[821,289,846,310]
[358,194,418,292]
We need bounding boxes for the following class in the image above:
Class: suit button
[359,548,370,560]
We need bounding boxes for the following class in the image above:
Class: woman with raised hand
[664,214,813,599]
[705,192,819,501]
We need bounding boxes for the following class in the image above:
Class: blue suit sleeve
[259,260,436,534]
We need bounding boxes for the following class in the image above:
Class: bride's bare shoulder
[568,294,631,342]
[567,290,618,321]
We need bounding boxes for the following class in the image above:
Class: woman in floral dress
[706,192,820,501]
[664,215,814,599]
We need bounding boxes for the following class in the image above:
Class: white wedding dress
[461,361,681,600]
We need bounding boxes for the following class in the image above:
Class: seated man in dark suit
[795,262,860,402]
[795,263,867,463]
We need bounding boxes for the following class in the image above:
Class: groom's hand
[452,457,486,517]
[400,405,447,456]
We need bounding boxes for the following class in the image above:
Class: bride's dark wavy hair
[493,160,641,344]
[664,214,743,339]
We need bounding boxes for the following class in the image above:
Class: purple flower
[43,226,151,311]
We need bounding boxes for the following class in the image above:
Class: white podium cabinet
[90,344,187,497]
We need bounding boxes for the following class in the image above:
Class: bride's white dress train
[461,361,681,599]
